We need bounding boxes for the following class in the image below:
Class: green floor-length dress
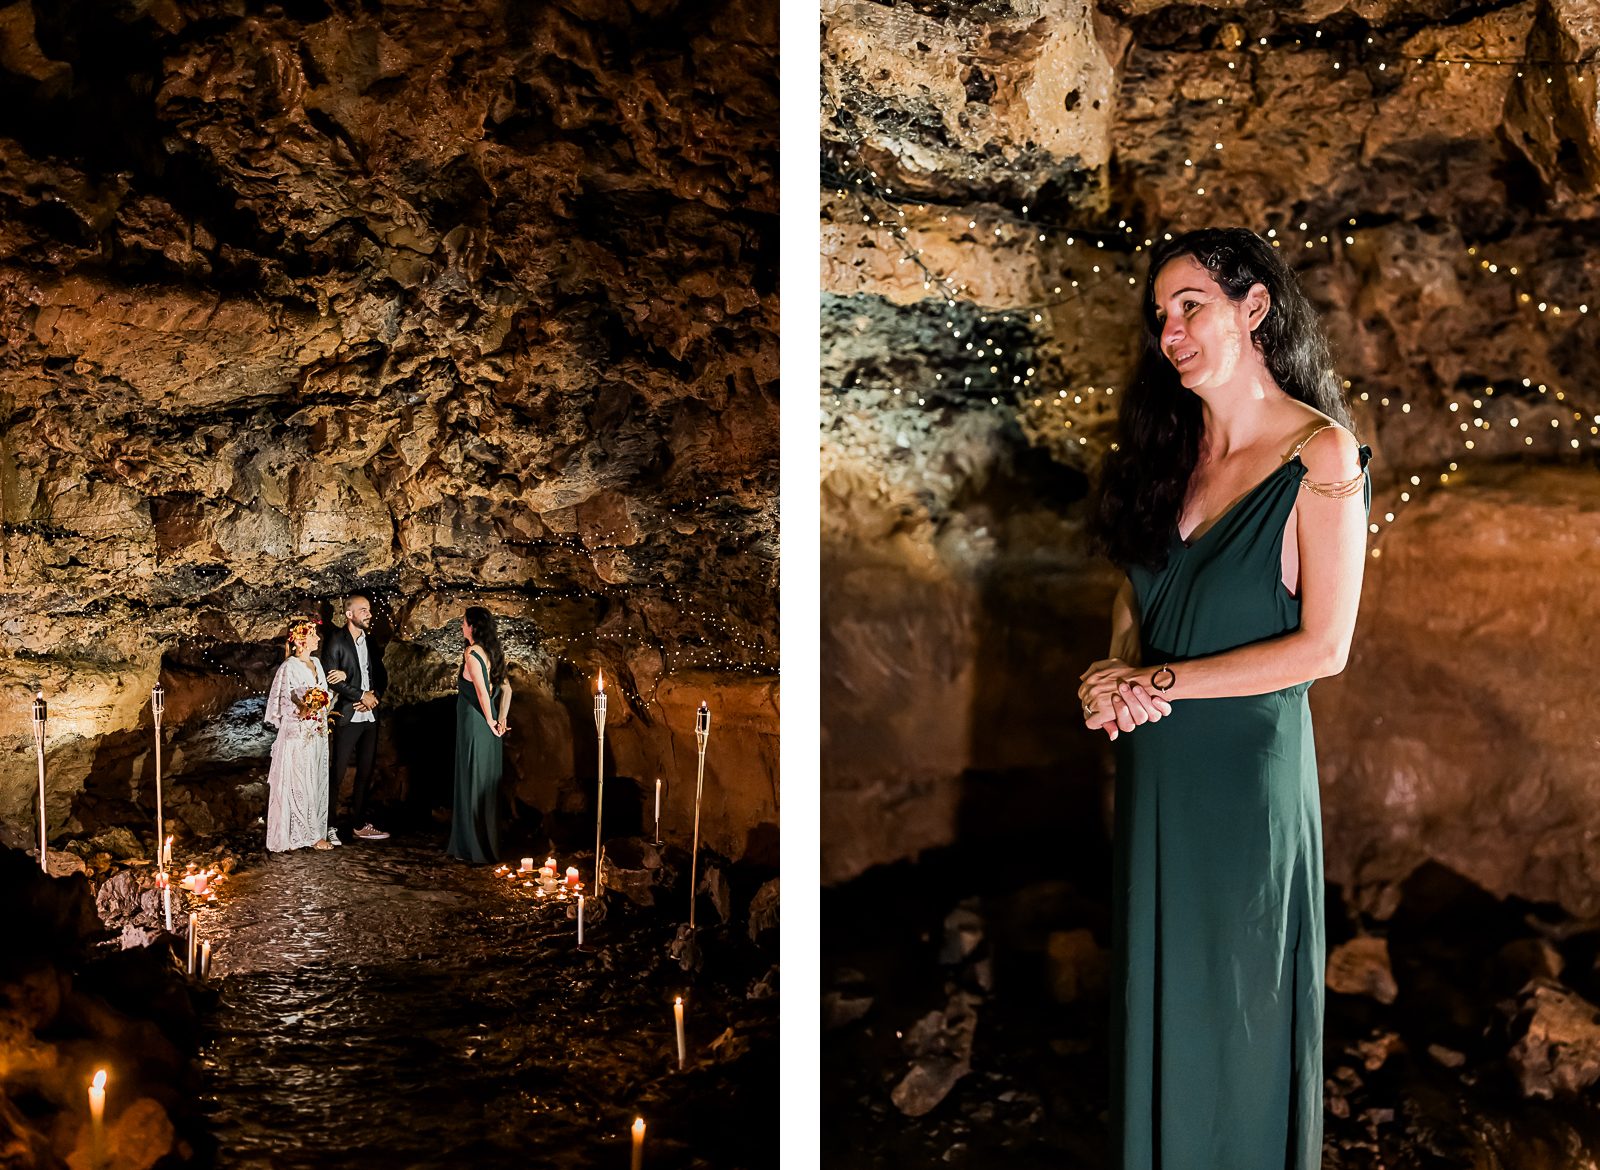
[447,647,502,864]
[1111,434,1372,1170]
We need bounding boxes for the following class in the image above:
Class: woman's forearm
[473,677,496,724]
[1143,628,1346,701]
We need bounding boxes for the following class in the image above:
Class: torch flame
[598,669,605,693]
[92,1070,106,1090]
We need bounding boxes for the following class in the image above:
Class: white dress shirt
[350,632,375,723]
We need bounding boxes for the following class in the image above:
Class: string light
[823,34,1599,560]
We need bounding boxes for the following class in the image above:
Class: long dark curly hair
[1087,226,1354,571]
[463,607,506,689]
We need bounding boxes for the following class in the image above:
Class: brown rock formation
[0,0,777,861]
[821,0,1599,904]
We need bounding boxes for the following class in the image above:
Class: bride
[264,617,347,852]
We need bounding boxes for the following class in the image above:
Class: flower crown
[287,616,320,645]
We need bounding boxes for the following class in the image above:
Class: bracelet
[1150,664,1176,693]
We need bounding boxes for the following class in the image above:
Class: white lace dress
[264,656,331,852]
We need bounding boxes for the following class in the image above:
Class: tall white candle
[200,941,211,979]
[187,912,197,975]
[577,894,585,947]
[158,873,172,932]
[163,835,173,868]
[88,1069,106,1168]
[674,996,686,1070]
[654,778,661,831]
[631,1117,645,1170]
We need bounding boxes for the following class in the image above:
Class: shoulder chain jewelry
[1299,471,1367,498]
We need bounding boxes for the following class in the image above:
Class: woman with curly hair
[264,617,347,853]
[1080,227,1373,1168]
[447,606,511,863]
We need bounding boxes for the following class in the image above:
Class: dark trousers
[330,718,379,829]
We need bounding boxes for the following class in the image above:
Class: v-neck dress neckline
[1175,456,1303,549]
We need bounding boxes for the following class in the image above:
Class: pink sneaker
[354,824,390,841]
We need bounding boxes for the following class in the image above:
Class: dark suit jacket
[321,625,388,724]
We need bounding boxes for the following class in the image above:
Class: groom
[323,593,390,842]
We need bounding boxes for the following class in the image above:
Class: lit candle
[88,1069,106,1167]
[193,871,208,896]
[157,871,172,932]
[520,857,534,874]
[565,866,579,888]
[577,894,585,947]
[200,941,211,979]
[674,996,686,1070]
[654,778,661,841]
[631,1117,645,1170]
[163,835,173,867]
[545,856,557,870]
[187,912,198,975]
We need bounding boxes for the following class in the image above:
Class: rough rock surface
[1509,978,1600,1099]
[1326,935,1398,1006]
[0,0,778,861]
[820,0,1600,901]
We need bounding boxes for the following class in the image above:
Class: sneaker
[327,829,342,847]
[354,824,391,841]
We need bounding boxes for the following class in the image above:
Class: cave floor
[823,836,1600,1170]
[191,834,775,1169]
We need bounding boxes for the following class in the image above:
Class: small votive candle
[519,857,534,874]
[565,866,579,887]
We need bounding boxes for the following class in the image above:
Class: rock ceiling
[0,0,778,685]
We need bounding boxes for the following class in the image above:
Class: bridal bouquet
[297,686,331,723]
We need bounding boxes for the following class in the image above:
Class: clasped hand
[1077,659,1172,741]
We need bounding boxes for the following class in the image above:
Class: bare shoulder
[1290,415,1363,481]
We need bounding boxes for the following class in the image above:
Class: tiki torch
[151,682,165,873]
[688,702,711,930]
[593,670,607,898]
[32,691,47,872]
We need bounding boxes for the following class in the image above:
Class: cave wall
[820,0,1600,904]
[0,0,778,861]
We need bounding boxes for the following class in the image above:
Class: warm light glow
[598,670,605,693]
[92,1070,106,1091]
[633,1118,646,1137]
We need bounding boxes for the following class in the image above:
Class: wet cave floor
[190,834,776,1169]
[822,811,1600,1170]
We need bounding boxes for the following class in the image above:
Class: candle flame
[598,669,605,693]
[675,995,683,1006]
[92,1070,106,1090]
[633,1118,645,1137]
